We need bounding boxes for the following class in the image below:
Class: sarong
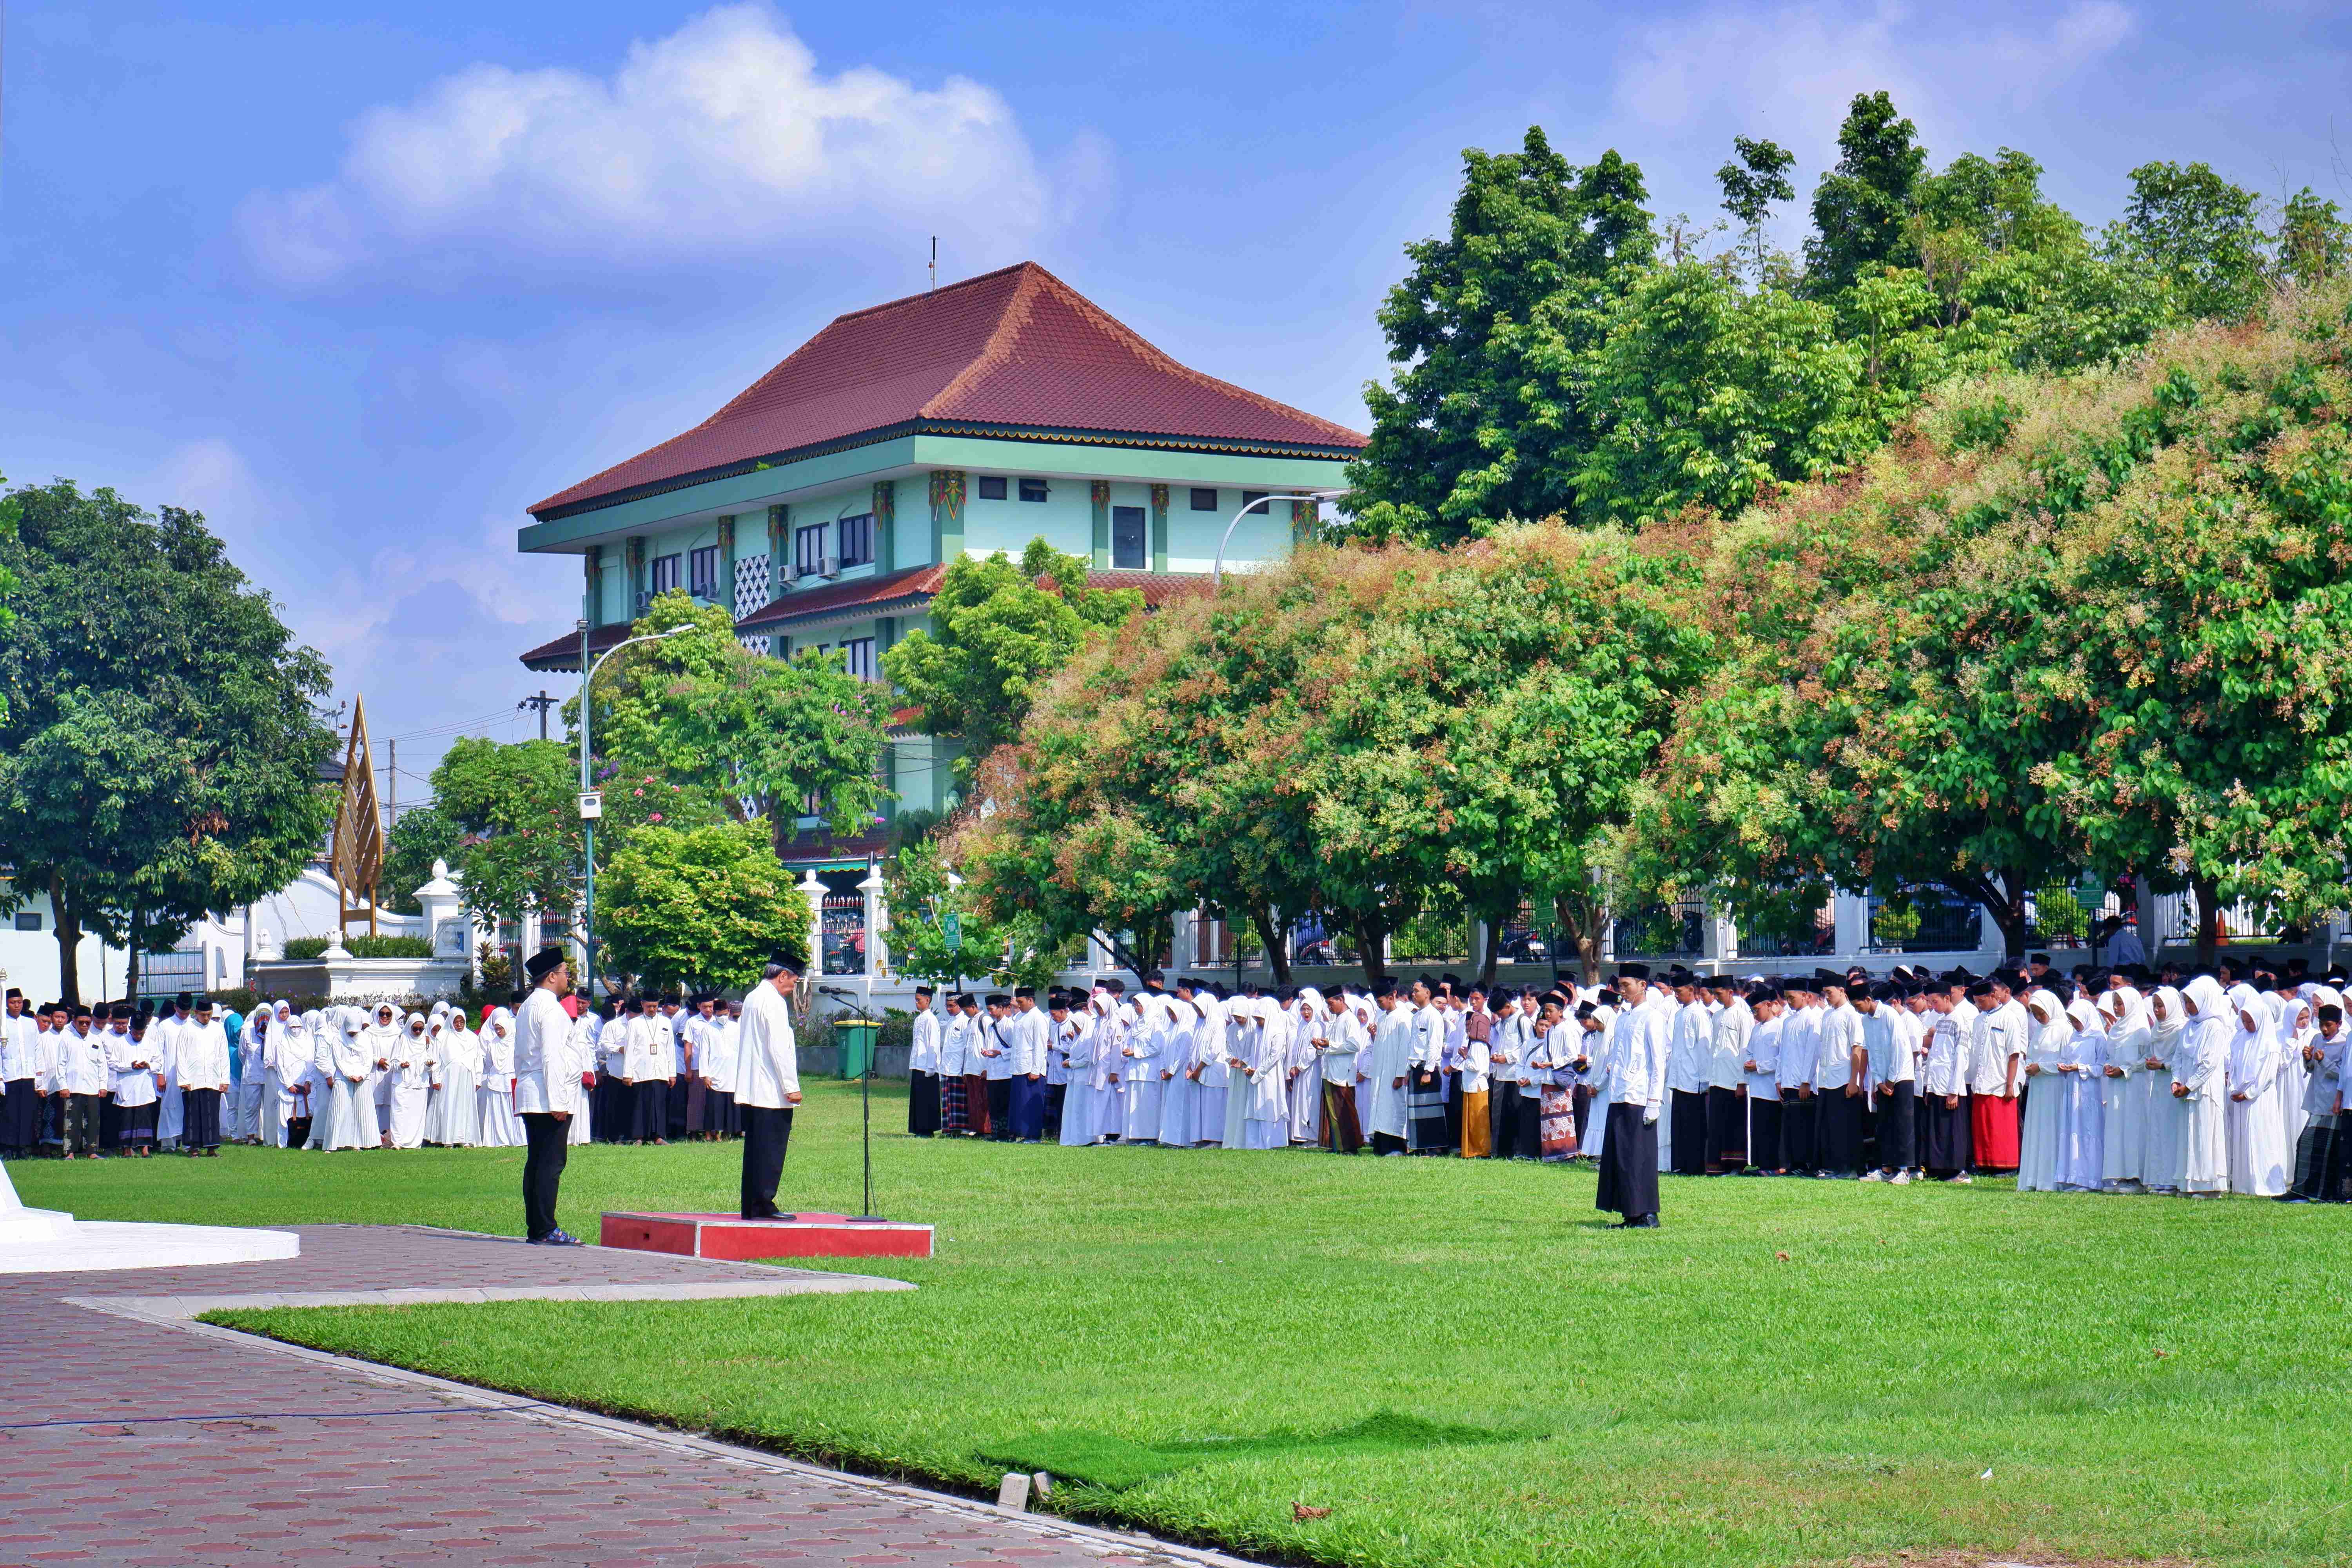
[1459,1088,1492,1157]
[1971,1093,2020,1172]
[942,1073,970,1133]
[1746,1097,1783,1171]
[1921,1093,1972,1176]
[2290,1118,2335,1199]
[1705,1085,1746,1172]
[1669,1089,1709,1174]
[1595,1101,1659,1217]
[908,1069,943,1135]
[1320,1077,1364,1153]
[1538,1086,1578,1161]
[1405,1073,1449,1152]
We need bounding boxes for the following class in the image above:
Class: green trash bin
[835,1019,880,1080]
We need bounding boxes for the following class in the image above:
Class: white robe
[435,1024,484,1147]
[2176,978,2232,1193]
[1241,1007,1291,1149]
[312,1023,374,1151]
[2055,1003,2106,1190]
[2140,991,2189,1191]
[1120,998,1163,1142]
[2098,990,2150,1186]
[1156,1002,1201,1148]
[1056,1018,1099,1147]
[1363,1002,1416,1143]
[1286,1001,1325,1145]
[477,1011,524,1147]
[386,1025,433,1149]
[2224,985,2288,1196]
[2016,993,2069,1193]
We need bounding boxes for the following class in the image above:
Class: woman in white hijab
[420,1004,453,1145]
[363,1002,402,1145]
[476,1006,523,1147]
[312,1007,375,1152]
[2175,976,2233,1194]
[2141,985,2189,1192]
[386,1011,434,1149]
[2225,981,2289,1195]
[435,1005,483,1148]
[2055,982,2107,1191]
[2098,982,2151,1191]
[2016,987,2070,1192]
[258,1001,297,1148]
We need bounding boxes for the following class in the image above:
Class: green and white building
[517,261,1364,955]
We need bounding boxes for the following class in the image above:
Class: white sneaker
[1859,1169,1885,1181]
[1890,1170,1912,1185]
[1951,1172,1973,1184]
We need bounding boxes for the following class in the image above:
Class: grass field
[16,1080,2352,1568]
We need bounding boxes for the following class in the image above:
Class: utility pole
[518,690,557,741]
[388,739,397,830]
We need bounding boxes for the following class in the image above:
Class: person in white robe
[421,1005,454,1145]
[2015,988,2069,1192]
[436,1008,484,1147]
[2055,990,2107,1191]
[1287,989,1326,1146]
[2174,977,2232,1194]
[1577,1000,1619,1169]
[2285,987,2343,1200]
[1155,985,1201,1149]
[1191,988,1229,1147]
[477,1007,524,1147]
[2271,985,2313,1158]
[567,1005,599,1145]
[150,1006,184,1151]
[2096,984,2148,1190]
[2140,985,2189,1191]
[1363,983,1416,1153]
[230,1009,269,1143]
[1230,996,1284,1149]
[361,1002,401,1144]
[1053,995,1099,1147]
[260,1004,305,1147]
[1119,985,1164,1144]
[1086,991,1125,1142]
[385,1013,434,1149]
[312,1009,375,1152]
[1219,996,1254,1148]
[2224,981,2289,1196]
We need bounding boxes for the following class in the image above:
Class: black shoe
[1620,1214,1661,1228]
[528,1229,585,1247]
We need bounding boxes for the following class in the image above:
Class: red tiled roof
[530,263,1366,518]
[733,564,949,633]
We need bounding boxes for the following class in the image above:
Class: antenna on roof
[929,235,937,292]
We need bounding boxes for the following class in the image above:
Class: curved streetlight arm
[1212,490,1348,585]
[573,621,688,1000]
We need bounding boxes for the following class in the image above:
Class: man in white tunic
[1363,981,1415,1154]
[906,985,943,1136]
[512,949,586,1243]
[736,955,804,1218]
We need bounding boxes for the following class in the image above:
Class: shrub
[283,937,330,960]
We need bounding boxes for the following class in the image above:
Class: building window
[795,524,827,575]
[650,553,682,593]
[837,513,874,568]
[14,911,40,931]
[1241,491,1269,516]
[841,636,878,682]
[976,475,1008,501]
[1112,506,1147,570]
[688,546,719,599]
[1018,477,1049,503]
[1190,487,1218,511]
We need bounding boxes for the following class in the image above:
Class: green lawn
[17,1080,2352,1568]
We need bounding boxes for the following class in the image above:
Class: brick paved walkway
[0,1226,1241,1568]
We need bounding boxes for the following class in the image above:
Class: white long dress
[1157,1005,1200,1149]
[436,1022,484,1147]
[1286,996,1325,1146]
[1057,1017,1100,1147]
[313,1019,374,1151]
[2224,985,2289,1196]
[2099,990,2149,1188]
[2015,992,2069,1193]
[2140,990,2189,1191]
[2177,978,2232,1193]
[1193,999,1230,1145]
[386,1018,433,1149]
[1240,1007,1290,1149]
[476,1009,523,1147]
[2055,1002,2106,1190]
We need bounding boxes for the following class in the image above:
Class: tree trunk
[1249,904,1291,988]
[2192,873,2223,969]
[1352,914,1388,985]
[1942,871,2029,966]
[1555,891,1605,987]
[51,873,83,1011]
[1475,902,1504,993]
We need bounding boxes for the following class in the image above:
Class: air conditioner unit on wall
[780,563,801,586]
[821,554,840,579]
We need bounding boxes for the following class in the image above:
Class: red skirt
[1971,1093,2019,1171]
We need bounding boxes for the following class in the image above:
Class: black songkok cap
[763,954,805,979]
[524,947,568,983]
[914,983,935,996]
[175,991,194,1009]
[73,1002,93,1019]
[1615,963,1650,981]
[985,993,1010,1007]
[1372,978,1398,999]
[1013,985,1035,1000]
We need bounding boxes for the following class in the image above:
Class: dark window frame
[1190,487,1218,511]
[795,523,827,575]
[688,545,720,599]
[650,553,683,593]
[976,475,1008,501]
[1018,477,1050,503]
[841,636,878,682]
[1241,491,1270,516]
[837,513,874,568]
[1111,505,1148,570]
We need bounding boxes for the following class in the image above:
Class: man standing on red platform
[737,955,804,1220]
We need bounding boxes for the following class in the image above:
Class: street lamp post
[575,619,688,1002]
[1211,489,1348,586]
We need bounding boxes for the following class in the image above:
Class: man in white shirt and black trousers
[737,953,804,1220]
[513,947,587,1246]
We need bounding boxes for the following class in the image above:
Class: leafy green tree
[2278,189,2350,286]
[381,805,465,915]
[0,482,336,1005]
[881,537,1142,783]
[883,834,1062,988]
[1716,134,1796,282]
[598,819,808,991]
[430,737,582,939]
[1803,91,1928,294]
[2109,160,2269,322]
[585,590,894,835]
[1346,127,1656,544]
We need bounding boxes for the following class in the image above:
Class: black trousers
[1817,1088,1866,1174]
[1779,1094,1818,1171]
[1874,1081,1916,1170]
[63,1093,102,1155]
[520,1111,570,1241]
[1705,1085,1746,1172]
[1370,1130,1407,1155]
[666,1076,691,1140]
[632,1080,669,1142]
[1572,1085,1593,1144]
[1747,1096,1784,1171]
[1044,1082,1066,1140]
[741,1104,795,1218]
[180,1087,222,1150]
[1009,1075,1047,1141]
[1492,1082,1522,1160]
[1668,1090,1709,1174]
[1595,1102,1661,1220]
[985,1078,1013,1140]
[1512,1090,1540,1159]
[2320,1110,2352,1201]
[0,1078,38,1154]
[907,1069,942,1136]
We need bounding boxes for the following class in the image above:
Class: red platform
[600,1210,934,1261]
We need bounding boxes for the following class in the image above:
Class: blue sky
[5,0,2346,787]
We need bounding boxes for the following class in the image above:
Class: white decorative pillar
[415,860,466,961]
[797,868,828,974]
[1834,893,1868,964]
[858,858,889,979]
[521,907,543,960]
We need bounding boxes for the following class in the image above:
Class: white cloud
[1614,0,2136,159]
[241,4,1060,285]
